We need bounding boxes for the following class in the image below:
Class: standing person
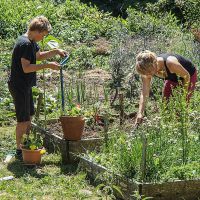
[8,16,67,159]
[134,50,197,125]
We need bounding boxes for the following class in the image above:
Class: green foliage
[161,162,200,181]
[67,44,111,70]
[146,0,200,28]
[0,0,122,43]
[88,129,142,179]
[88,89,200,182]
[39,35,62,50]
[178,0,200,27]
[65,104,83,117]
[127,8,179,37]
[54,0,123,43]
[22,132,43,150]
[132,191,153,200]
[95,173,124,199]
[0,0,57,39]
[68,45,95,70]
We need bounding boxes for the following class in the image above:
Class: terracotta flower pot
[21,148,42,165]
[60,116,85,140]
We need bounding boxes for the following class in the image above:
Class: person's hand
[134,113,143,126]
[48,62,60,70]
[57,49,68,57]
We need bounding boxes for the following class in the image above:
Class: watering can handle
[60,55,69,66]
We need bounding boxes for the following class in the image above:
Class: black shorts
[8,83,34,122]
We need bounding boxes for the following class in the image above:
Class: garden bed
[45,119,103,139]
[78,156,200,200]
[31,119,104,163]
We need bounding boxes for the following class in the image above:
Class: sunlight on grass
[0,127,108,199]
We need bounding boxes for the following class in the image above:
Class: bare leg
[16,121,31,149]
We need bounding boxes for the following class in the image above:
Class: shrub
[0,0,123,43]
[0,0,57,39]
[146,0,200,28]
[126,8,179,37]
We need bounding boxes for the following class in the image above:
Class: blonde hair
[28,16,52,33]
[136,50,157,75]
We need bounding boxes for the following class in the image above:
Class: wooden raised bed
[78,156,200,200]
[31,119,104,163]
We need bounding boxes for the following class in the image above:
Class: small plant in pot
[21,133,46,165]
[60,104,85,140]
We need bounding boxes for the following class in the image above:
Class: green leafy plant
[95,172,123,200]
[132,191,153,200]
[22,132,46,154]
[65,104,83,117]
[161,162,200,181]
[87,88,200,182]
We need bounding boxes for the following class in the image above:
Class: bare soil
[37,68,111,93]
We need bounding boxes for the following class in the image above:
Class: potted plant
[21,133,46,165]
[60,104,85,140]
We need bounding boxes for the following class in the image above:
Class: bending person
[135,50,197,125]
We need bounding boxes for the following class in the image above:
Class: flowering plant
[65,104,84,117]
[22,132,46,155]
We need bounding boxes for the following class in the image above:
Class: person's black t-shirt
[158,53,196,82]
[8,35,40,89]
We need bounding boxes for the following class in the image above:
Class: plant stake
[60,56,69,113]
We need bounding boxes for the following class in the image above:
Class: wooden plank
[142,180,200,200]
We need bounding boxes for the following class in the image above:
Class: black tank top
[158,53,196,82]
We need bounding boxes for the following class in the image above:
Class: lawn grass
[0,127,109,200]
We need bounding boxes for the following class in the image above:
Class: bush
[146,0,200,28]
[126,8,179,37]
[67,45,95,70]
[53,0,125,43]
[0,0,123,43]
[0,0,57,39]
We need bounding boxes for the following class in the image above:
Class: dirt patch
[91,37,111,55]
[83,69,111,85]
[36,69,110,91]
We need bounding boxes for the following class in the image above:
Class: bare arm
[21,58,60,73]
[135,75,152,125]
[36,49,68,61]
